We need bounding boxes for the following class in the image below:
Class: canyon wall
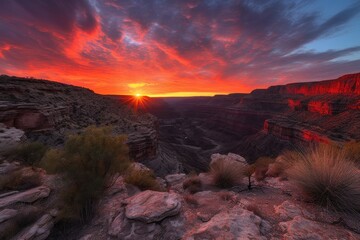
[0,75,158,161]
[168,73,360,161]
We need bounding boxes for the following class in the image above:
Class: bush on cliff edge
[40,126,131,221]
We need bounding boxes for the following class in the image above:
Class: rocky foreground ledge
[78,154,359,240]
[1,154,360,240]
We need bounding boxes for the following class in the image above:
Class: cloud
[0,0,359,95]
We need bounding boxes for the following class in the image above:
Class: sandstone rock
[0,186,50,208]
[108,209,162,240]
[210,153,247,167]
[0,124,25,153]
[0,208,17,223]
[125,190,181,223]
[108,212,123,236]
[274,200,314,220]
[14,213,56,240]
[279,216,360,240]
[184,205,265,240]
[165,173,186,186]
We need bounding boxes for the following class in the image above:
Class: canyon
[1,73,360,239]
[1,73,360,175]
[146,72,360,175]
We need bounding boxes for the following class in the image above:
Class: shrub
[124,167,162,191]
[285,144,360,214]
[40,126,131,222]
[209,158,245,188]
[343,141,360,165]
[183,175,202,194]
[0,170,41,191]
[7,142,48,166]
[253,157,275,181]
[266,151,301,178]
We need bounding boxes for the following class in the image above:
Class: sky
[0,0,360,97]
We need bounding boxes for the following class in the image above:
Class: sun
[135,93,142,98]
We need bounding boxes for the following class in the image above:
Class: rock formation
[153,73,360,162]
[0,75,158,161]
[53,156,358,240]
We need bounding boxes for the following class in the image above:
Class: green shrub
[124,167,162,191]
[0,170,41,191]
[7,142,48,165]
[40,126,131,222]
[209,158,245,188]
[285,144,360,214]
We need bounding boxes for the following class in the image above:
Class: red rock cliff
[267,73,360,95]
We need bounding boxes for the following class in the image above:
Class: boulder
[0,186,50,208]
[184,205,265,240]
[210,153,247,168]
[108,210,163,240]
[125,190,181,223]
[209,153,248,172]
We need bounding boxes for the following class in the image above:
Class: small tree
[41,126,131,221]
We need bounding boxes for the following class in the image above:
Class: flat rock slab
[280,216,360,240]
[274,200,314,220]
[184,205,265,240]
[125,190,181,223]
[0,208,18,223]
[0,186,50,208]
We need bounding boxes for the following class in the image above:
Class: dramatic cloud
[0,0,359,95]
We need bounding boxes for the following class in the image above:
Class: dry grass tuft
[183,175,202,194]
[0,170,41,191]
[286,144,360,214]
[184,194,199,207]
[343,141,360,165]
[124,167,162,191]
[253,157,275,181]
[209,158,245,188]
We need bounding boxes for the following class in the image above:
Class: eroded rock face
[0,124,25,153]
[210,153,248,166]
[14,211,58,240]
[0,209,18,223]
[184,205,265,240]
[0,75,158,161]
[0,186,50,208]
[125,190,181,223]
